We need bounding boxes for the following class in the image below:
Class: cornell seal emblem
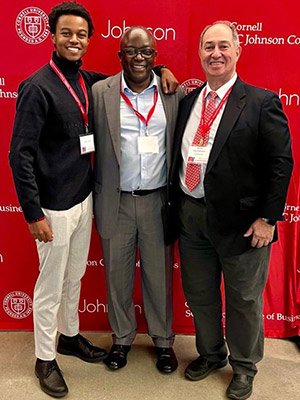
[3,291,33,319]
[15,7,49,44]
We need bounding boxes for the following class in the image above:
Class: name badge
[187,145,210,164]
[138,136,159,154]
[80,133,95,155]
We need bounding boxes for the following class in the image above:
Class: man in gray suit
[92,26,184,373]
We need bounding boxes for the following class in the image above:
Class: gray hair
[199,20,240,49]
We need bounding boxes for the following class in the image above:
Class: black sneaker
[226,374,254,400]
[185,355,227,381]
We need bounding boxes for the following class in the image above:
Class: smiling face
[199,23,241,89]
[119,28,157,93]
[51,14,89,62]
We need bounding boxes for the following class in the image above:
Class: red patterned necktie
[185,91,218,192]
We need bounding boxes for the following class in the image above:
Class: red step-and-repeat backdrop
[1,0,299,338]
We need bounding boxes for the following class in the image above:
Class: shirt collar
[121,71,157,94]
[206,73,237,100]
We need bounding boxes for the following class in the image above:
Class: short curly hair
[48,1,94,38]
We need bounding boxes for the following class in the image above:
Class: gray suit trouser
[101,189,174,348]
[178,193,270,375]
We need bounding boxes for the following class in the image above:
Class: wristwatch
[261,218,276,226]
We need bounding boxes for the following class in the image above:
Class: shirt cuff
[28,216,45,224]
[261,218,276,226]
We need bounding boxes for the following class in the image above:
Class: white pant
[33,194,92,360]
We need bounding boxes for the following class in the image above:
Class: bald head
[118,26,157,93]
[120,26,156,51]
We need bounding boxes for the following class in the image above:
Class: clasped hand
[244,218,275,248]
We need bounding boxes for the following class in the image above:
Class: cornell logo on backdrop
[283,203,300,223]
[3,291,33,319]
[15,7,49,44]
[100,20,176,41]
[181,79,204,95]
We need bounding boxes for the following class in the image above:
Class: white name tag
[138,136,159,154]
[187,145,210,164]
[80,134,95,155]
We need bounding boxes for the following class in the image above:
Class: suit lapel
[158,77,172,172]
[206,78,246,174]
[171,85,205,177]
[104,73,122,165]
[178,85,204,140]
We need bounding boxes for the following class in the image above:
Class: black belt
[181,190,206,205]
[122,186,165,197]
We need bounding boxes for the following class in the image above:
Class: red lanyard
[200,85,233,134]
[49,59,89,132]
[120,84,158,129]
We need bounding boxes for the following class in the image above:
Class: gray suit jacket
[92,72,184,239]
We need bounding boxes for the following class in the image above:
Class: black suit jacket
[169,77,293,256]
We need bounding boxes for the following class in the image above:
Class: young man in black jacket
[9,2,177,397]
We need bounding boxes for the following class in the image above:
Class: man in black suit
[169,21,293,400]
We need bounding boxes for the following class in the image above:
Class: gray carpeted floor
[0,332,299,400]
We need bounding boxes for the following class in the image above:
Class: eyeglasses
[122,48,156,58]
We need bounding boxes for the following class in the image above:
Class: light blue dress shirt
[120,72,167,191]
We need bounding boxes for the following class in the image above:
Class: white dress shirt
[179,73,237,198]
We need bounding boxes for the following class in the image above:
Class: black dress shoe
[226,374,254,400]
[155,347,178,373]
[104,344,131,370]
[185,355,227,381]
[35,359,68,398]
[57,333,107,362]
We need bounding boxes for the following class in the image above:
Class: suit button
[116,188,120,192]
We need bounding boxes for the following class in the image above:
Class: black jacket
[169,78,293,256]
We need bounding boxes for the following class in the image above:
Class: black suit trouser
[178,193,271,375]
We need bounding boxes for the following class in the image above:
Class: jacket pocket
[94,181,102,194]
[239,195,260,210]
